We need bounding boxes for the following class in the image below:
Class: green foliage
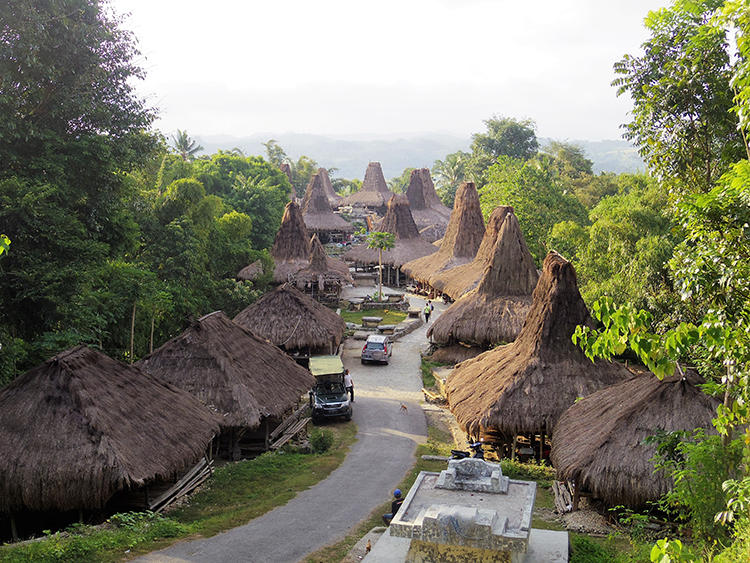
[650,537,684,563]
[387,167,415,194]
[171,130,203,161]
[432,151,468,207]
[613,0,745,194]
[471,115,539,161]
[570,534,617,563]
[0,234,9,257]
[479,155,588,263]
[714,518,750,562]
[309,428,335,453]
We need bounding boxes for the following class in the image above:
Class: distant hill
[195,133,645,180]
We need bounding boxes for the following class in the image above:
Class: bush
[310,428,334,453]
[570,534,615,563]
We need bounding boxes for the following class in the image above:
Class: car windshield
[366,342,384,350]
[317,382,345,394]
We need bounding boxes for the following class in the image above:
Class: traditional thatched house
[427,211,538,354]
[137,311,313,460]
[445,252,630,448]
[402,182,485,289]
[301,173,354,242]
[550,371,719,508]
[344,194,437,286]
[271,201,310,283]
[234,283,346,361]
[318,167,342,207]
[290,235,352,303]
[405,168,451,240]
[237,259,264,282]
[279,162,295,202]
[340,162,395,213]
[430,205,513,300]
[0,346,219,536]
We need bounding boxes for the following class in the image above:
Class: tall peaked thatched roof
[551,372,720,507]
[301,173,354,234]
[234,283,346,354]
[318,167,342,206]
[343,194,438,268]
[428,211,539,347]
[0,346,219,512]
[445,252,630,437]
[402,182,485,284]
[137,312,313,431]
[271,201,310,282]
[340,162,394,210]
[292,235,353,285]
[405,168,451,236]
[280,163,293,183]
[430,205,514,299]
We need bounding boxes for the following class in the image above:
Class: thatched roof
[343,194,438,268]
[427,212,539,347]
[234,283,346,354]
[551,371,719,507]
[237,259,264,282]
[302,173,354,234]
[430,205,513,299]
[280,163,293,183]
[292,235,353,286]
[445,252,630,437]
[402,182,485,284]
[137,312,313,431]
[405,168,451,235]
[0,346,219,512]
[340,162,394,210]
[271,201,310,282]
[318,168,342,206]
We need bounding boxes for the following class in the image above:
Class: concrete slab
[362,527,411,563]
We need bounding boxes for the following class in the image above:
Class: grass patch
[339,309,407,326]
[420,357,450,389]
[0,423,356,563]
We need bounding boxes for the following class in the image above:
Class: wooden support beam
[10,514,17,542]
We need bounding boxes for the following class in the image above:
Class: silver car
[361,334,393,365]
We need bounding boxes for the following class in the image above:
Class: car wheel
[361,358,366,364]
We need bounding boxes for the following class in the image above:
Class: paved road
[138,295,444,563]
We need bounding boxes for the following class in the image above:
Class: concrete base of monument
[363,526,569,563]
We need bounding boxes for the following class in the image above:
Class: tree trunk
[378,249,383,301]
[130,301,136,364]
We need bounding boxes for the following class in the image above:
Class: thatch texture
[402,182,485,284]
[427,212,538,347]
[301,173,354,234]
[551,372,719,507]
[405,168,451,236]
[340,162,394,211]
[0,346,219,512]
[343,194,438,268]
[445,252,630,437]
[430,205,513,299]
[137,311,313,432]
[234,283,346,354]
[237,259,264,282]
[318,167,342,206]
[292,235,353,286]
[271,201,310,282]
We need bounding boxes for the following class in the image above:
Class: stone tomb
[380,458,563,563]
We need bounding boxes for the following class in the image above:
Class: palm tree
[432,152,467,207]
[366,231,395,301]
[171,130,203,161]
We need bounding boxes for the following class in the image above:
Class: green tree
[470,116,539,161]
[263,139,289,167]
[613,0,745,194]
[171,130,203,161]
[479,156,587,263]
[0,235,9,258]
[432,151,468,207]
[366,232,395,301]
[387,167,415,193]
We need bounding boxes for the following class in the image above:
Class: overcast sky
[112,0,669,141]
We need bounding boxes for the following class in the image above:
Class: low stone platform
[377,324,396,334]
[362,316,383,328]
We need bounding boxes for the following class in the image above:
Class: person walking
[344,368,354,402]
[423,300,434,323]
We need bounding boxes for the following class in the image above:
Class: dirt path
[137,294,445,563]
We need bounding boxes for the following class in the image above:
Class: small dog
[365,539,372,553]
[400,403,408,414]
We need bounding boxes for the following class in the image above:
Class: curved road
[138,295,443,563]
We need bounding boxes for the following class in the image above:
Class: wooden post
[572,481,580,512]
[130,301,137,363]
[264,419,270,451]
[396,267,400,287]
[511,435,517,461]
[79,509,84,523]
[540,427,546,463]
[10,514,18,542]
[144,486,150,509]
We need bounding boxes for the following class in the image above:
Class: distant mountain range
[195,133,646,180]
